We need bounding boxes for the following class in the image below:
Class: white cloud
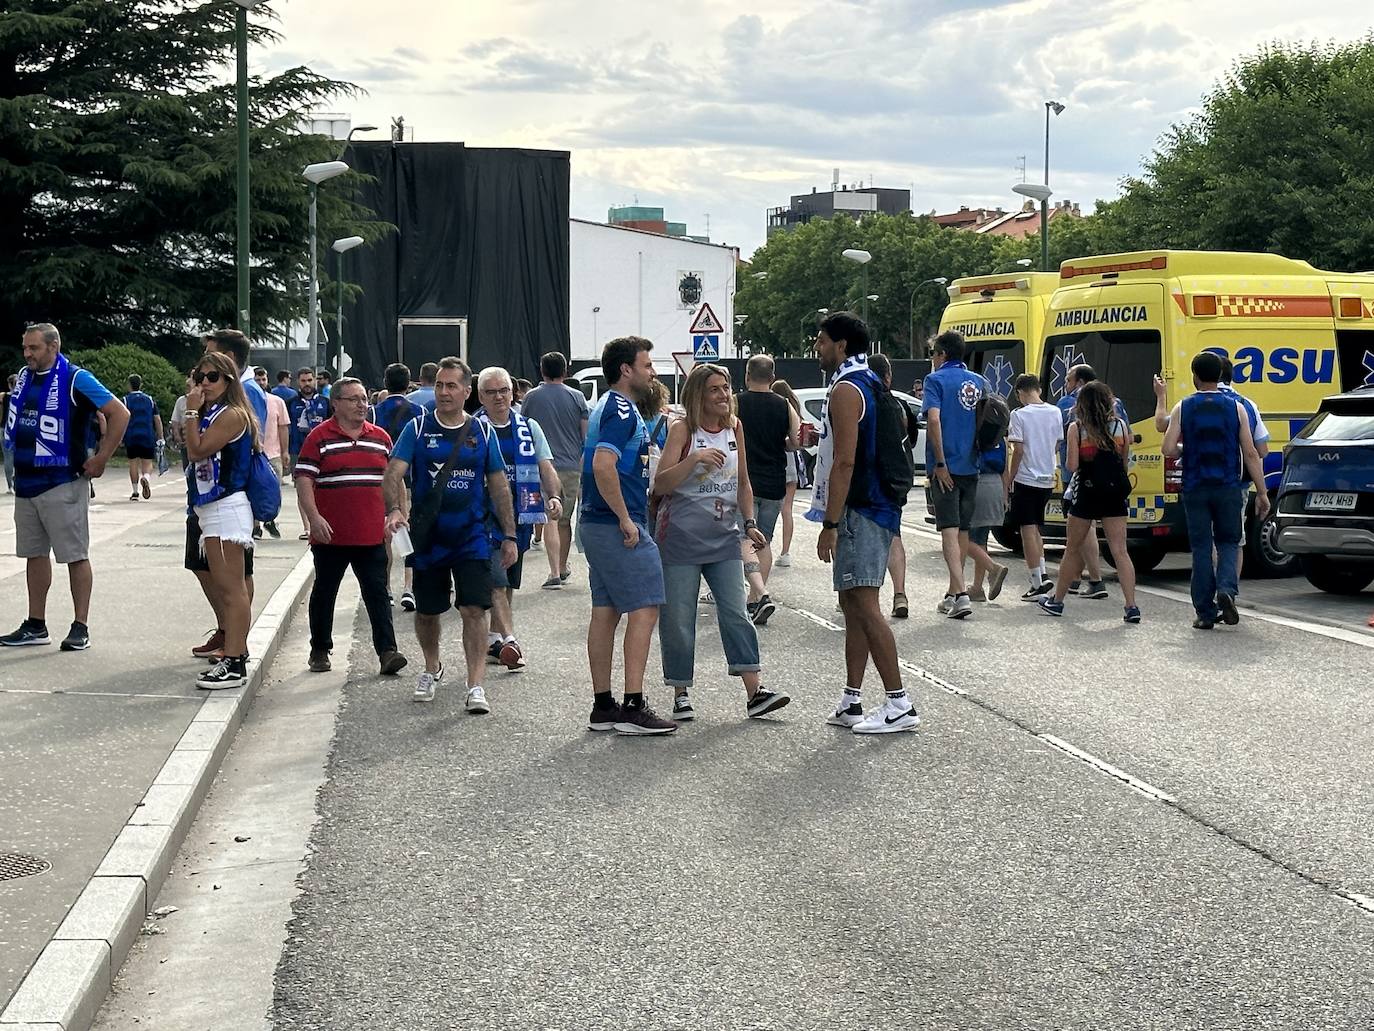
[258,0,1374,255]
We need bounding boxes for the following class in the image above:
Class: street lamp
[909,277,948,356]
[841,248,873,323]
[303,160,349,370]
[331,236,364,376]
[734,314,749,358]
[337,123,379,158]
[1028,99,1066,273]
[1013,181,1055,272]
[998,258,1034,272]
[800,307,829,354]
[232,0,265,332]
[592,305,601,344]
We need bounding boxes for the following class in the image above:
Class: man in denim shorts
[811,313,918,735]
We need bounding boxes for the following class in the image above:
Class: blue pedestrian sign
[693,334,720,361]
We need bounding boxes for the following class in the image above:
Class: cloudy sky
[260,0,1369,257]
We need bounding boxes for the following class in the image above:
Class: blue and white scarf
[4,352,74,467]
[806,353,870,524]
[479,410,547,526]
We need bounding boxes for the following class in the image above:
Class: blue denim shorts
[833,508,895,592]
[582,520,666,612]
[754,497,783,542]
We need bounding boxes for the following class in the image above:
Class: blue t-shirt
[123,391,158,448]
[371,394,424,440]
[288,394,331,455]
[922,361,984,478]
[11,366,114,498]
[581,390,650,526]
[271,384,299,405]
[392,412,504,567]
[406,386,437,412]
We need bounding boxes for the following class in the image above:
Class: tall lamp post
[1024,99,1065,273]
[1012,182,1054,272]
[592,306,600,346]
[841,248,873,323]
[232,1,264,331]
[909,277,948,355]
[331,236,364,376]
[302,161,349,370]
[800,307,829,354]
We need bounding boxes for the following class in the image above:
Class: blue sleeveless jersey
[1180,391,1241,491]
[188,403,252,506]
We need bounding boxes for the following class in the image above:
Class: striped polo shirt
[293,417,392,546]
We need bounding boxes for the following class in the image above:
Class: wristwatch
[744,519,758,530]
[935,461,947,468]
[822,520,840,530]
[502,535,517,543]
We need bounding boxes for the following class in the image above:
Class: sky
[258,0,1371,257]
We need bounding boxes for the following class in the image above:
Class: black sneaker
[60,622,90,651]
[486,641,503,664]
[613,699,678,736]
[672,694,696,721]
[265,520,282,540]
[751,595,777,627]
[252,524,264,540]
[1084,581,1109,600]
[400,591,416,612]
[1020,582,1054,602]
[198,655,247,690]
[588,696,621,732]
[308,649,331,672]
[1217,593,1240,626]
[747,688,791,718]
[1192,617,1215,630]
[0,620,50,647]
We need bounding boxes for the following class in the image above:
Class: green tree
[1090,37,1374,270]
[0,1,388,365]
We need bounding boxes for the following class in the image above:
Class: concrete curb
[0,552,316,1031]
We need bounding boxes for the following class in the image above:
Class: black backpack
[974,387,1011,453]
[847,376,914,507]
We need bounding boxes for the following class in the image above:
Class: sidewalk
[0,477,313,1026]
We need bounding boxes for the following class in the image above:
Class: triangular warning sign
[689,303,724,334]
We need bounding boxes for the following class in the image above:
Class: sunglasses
[192,370,223,385]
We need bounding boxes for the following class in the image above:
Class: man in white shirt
[1005,373,1064,599]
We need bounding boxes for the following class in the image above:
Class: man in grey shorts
[518,350,588,588]
[2,324,129,651]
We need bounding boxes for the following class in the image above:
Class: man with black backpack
[809,312,919,735]
[372,362,425,610]
[922,330,986,619]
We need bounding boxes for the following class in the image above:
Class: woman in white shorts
[184,351,259,689]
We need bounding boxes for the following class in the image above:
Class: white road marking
[1036,733,1177,805]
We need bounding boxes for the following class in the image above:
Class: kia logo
[1318,452,1341,461]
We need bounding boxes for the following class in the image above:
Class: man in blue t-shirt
[581,337,675,737]
[385,357,517,712]
[922,330,986,619]
[371,362,425,608]
[406,362,438,412]
[271,370,298,406]
[122,373,163,501]
[2,323,129,651]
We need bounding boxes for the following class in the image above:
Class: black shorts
[927,474,979,531]
[184,512,254,576]
[126,444,156,460]
[1009,484,1053,528]
[413,559,493,614]
[1068,490,1128,522]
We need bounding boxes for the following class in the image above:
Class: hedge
[66,344,186,422]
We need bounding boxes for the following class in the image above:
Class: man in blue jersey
[812,312,918,735]
[406,362,438,412]
[372,362,425,609]
[271,369,298,406]
[582,336,677,737]
[385,357,518,711]
[2,323,129,650]
[122,374,163,501]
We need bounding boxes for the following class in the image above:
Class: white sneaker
[937,595,954,614]
[948,594,973,619]
[852,697,921,734]
[825,695,864,728]
[465,685,490,714]
[776,552,792,568]
[413,669,438,703]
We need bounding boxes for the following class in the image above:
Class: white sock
[1031,569,1043,587]
[487,632,501,647]
[503,635,516,645]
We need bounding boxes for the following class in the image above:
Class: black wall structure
[340,142,571,388]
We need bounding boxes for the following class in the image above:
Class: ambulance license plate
[1045,500,1064,520]
[1306,492,1357,511]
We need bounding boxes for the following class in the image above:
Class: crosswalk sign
[692,334,720,361]
[689,303,724,335]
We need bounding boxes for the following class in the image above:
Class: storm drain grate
[0,852,51,881]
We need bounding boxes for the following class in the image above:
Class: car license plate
[1306,491,1358,511]
[1045,500,1064,520]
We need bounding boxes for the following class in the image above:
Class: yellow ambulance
[938,272,1059,401]
[1038,250,1374,574]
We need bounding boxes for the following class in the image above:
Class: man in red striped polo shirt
[294,376,407,676]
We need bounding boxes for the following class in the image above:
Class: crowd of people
[0,313,1323,719]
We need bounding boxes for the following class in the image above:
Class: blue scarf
[479,410,547,526]
[4,352,74,467]
[806,353,870,523]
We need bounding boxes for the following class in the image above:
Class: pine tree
[0,1,387,364]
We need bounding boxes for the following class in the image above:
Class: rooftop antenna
[704,213,711,238]
[1016,155,1027,183]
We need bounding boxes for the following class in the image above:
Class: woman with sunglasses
[184,351,261,688]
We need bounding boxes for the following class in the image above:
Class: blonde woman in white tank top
[652,365,791,723]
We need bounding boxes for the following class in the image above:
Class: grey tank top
[654,424,741,566]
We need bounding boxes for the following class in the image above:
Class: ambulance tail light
[1192,295,1218,317]
[1164,456,1183,492]
[1338,296,1363,318]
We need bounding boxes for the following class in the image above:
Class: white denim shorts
[195,492,255,551]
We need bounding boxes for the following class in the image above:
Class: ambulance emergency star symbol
[1363,349,1374,387]
[1050,345,1083,400]
[985,354,1015,398]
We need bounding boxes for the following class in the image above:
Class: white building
[569,219,738,367]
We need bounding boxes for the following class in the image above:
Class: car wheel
[1111,543,1166,574]
[1244,494,1300,578]
[991,524,1022,553]
[1300,556,1374,595]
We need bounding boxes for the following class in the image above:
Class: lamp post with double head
[302,161,350,370]
[841,248,873,323]
[909,277,948,357]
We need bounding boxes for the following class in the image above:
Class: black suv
[1275,385,1374,594]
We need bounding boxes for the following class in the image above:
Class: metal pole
[862,266,869,324]
[1042,103,1052,273]
[336,250,343,377]
[235,7,250,330]
[309,184,320,369]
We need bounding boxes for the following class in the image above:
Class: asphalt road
[261,511,1374,1031]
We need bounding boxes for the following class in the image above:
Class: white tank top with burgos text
[655,424,741,566]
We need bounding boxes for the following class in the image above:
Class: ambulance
[938,272,1059,401]
[1037,250,1374,575]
